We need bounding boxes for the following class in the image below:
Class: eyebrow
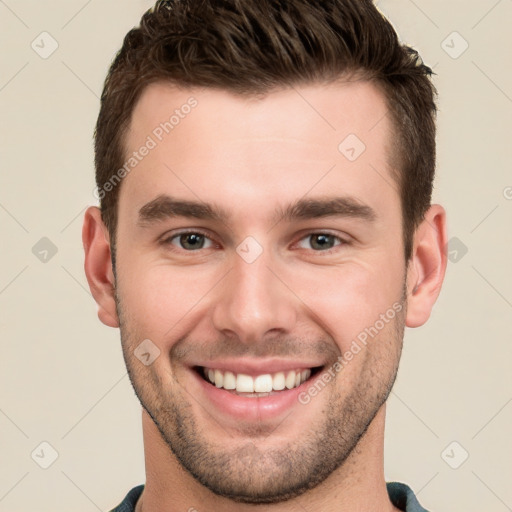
[137,194,377,227]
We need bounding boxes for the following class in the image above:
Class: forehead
[127,79,390,149]
[120,80,397,223]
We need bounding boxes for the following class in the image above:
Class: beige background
[1,1,511,510]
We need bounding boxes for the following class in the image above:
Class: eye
[160,230,348,253]
[296,233,346,251]
[162,231,215,251]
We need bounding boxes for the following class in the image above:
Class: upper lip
[191,358,325,376]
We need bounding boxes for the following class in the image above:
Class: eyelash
[160,229,350,254]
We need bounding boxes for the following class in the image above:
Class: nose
[211,248,298,344]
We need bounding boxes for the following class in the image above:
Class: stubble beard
[115,288,406,504]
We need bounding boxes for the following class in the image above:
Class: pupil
[181,233,204,250]
[311,234,334,250]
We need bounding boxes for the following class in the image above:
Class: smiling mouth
[193,365,324,397]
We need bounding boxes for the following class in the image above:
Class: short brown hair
[94,0,437,262]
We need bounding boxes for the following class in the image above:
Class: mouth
[188,358,329,421]
[193,365,324,398]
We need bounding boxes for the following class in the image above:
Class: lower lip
[191,368,314,422]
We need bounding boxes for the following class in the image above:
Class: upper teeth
[203,368,312,392]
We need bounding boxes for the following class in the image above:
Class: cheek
[117,259,220,339]
[285,258,405,352]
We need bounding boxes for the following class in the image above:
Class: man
[83,0,447,510]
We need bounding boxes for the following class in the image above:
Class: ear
[405,204,448,328]
[82,206,119,328]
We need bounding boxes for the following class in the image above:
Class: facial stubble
[115,285,406,504]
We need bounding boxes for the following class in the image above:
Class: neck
[135,404,400,512]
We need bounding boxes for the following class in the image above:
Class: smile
[193,364,323,401]
[200,366,315,395]
[188,359,327,420]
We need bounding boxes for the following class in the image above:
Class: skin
[83,80,447,512]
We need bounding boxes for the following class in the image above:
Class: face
[114,81,408,503]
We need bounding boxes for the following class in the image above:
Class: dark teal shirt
[110,482,429,511]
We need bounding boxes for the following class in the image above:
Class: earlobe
[82,206,119,328]
[405,204,448,328]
